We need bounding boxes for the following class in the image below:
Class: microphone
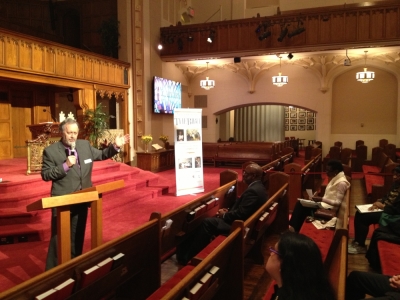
[70,142,76,155]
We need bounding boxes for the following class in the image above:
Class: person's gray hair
[59,118,79,132]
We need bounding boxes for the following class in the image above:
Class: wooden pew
[284,153,322,211]
[237,172,289,264]
[300,188,350,299]
[0,218,162,300]
[147,225,244,300]
[152,170,238,262]
[214,144,273,166]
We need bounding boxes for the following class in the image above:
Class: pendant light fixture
[272,56,288,87]
[356,51,375,83]
[200,62,215,90]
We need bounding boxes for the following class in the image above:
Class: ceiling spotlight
[207,30,215,43]
[277,24,289,42]
[287,53,293,60]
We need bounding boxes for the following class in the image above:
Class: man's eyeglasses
[269,246,281,256]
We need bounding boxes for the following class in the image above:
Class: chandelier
[200,62,215,90]
[356,51,375,83]
[272,57,288,87]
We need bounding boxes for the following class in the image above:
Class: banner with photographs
[174,108,204,196]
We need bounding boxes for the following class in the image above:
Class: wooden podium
[27,180,125,265]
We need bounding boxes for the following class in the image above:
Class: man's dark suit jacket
[222,180,267,225]
[41,139,119,196]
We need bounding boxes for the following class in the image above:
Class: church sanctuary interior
[1,0,400,299]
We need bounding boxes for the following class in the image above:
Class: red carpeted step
[0,224,43,244]
[0,209,38,226]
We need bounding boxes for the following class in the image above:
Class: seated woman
[348,165,400,255]
[289,159,351,232]
[265,231,335,300]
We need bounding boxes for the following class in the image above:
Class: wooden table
[136,149,175,172]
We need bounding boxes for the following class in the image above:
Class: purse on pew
[314,208,336,220]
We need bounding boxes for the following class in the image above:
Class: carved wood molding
[0,29,130,89]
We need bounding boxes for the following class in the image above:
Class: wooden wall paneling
[20,41,33,70]
[85,57,93,79]
[0,99,12,159]
[345,12,358,42]
[239,23,252,51]
[93,59,100,81]
[319,13,332,44]
[385,8,399,38]
[331,12,345,43]
[65,52,76,78]
[32,45,44,72]
[11,91,33,158]
[56,49,66,75]
[371,9,385,40]
[76,55,84,78]
[358,11,371,41]
[45,47,55,73]
[218,25,229,52]
[100,62,108,82]
[304,15,319,45]
[5,37,18,67]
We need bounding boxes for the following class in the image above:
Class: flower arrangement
[159,135,168,143]
[141,135,153,144]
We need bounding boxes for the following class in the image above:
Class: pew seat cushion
[362,165,381,174]
[377,240,400,275]
[299,222,335,261]
[146,265,196,300]
[263,280,277,300]
[364,175,384,195]
[193,235,227,260]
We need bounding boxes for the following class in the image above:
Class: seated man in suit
[176,163,267,265]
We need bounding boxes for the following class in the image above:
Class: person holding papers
[289,160,350,232]
[348,165,400,256]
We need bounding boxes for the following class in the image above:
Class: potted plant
[83,103,111,149]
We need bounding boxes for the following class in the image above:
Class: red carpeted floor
[0,158,242,292]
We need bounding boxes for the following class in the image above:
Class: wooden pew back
[1,218,161,300]
[160,226,244,300]
[154,171,238,261]
[240,172,289,263]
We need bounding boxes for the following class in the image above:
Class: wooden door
[11,91,33,158]
[0,91,12,159]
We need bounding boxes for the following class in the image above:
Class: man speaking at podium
[41,118,129,270]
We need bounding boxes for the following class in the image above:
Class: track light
[207,30,215,43]
[277,24,289,42]
[187,34,193,42]
[258,31,271,41]
[287,53,293,60]
[288,20,305,38]
[157,43,163,50]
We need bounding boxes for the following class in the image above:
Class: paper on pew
[298,198,320,208]
[312,217,337,230]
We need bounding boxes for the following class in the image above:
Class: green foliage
[83,103,110,148]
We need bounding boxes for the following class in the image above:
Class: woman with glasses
[265,231,335,300]
[289,159,350,232]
